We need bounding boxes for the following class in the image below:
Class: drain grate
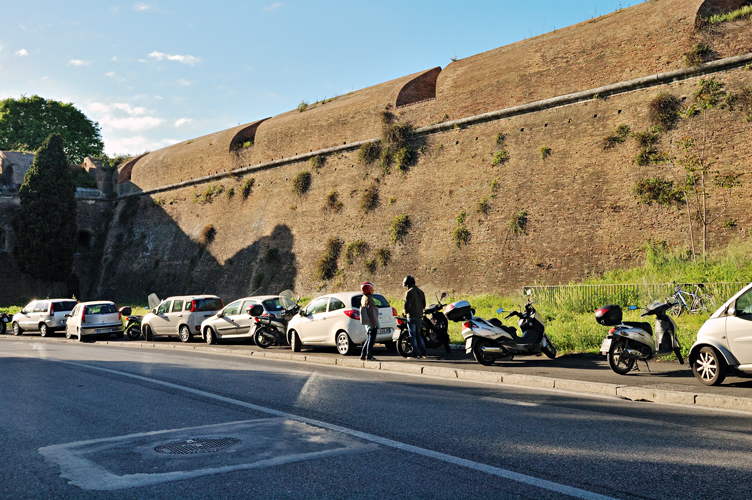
[154,438,241,455]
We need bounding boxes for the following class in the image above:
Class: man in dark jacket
[403,275,426,359]
[360,281,379,361]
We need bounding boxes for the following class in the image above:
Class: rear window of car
[262,298,283,312]
[84,304,117,315]
[53,301,77,312]
[194,298,223,312]
[33,301,48,313]
[350,294,390,308]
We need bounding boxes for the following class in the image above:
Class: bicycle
[665,283,715,317]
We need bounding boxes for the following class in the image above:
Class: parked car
[11,299,78,337]
[689,282,752,386]
[65,301,124,341]
[286,292,398,355]
[142,295,223,342]
[200,295,283,344]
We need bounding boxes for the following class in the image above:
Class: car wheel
[179,325,192,343]
[144,325,153,341]
[78,328,85,342]
[205,327,216,345]
[608,339,635,375]
[40,324,49,337]
[290,330,301,352]
[396,331,413,358]
[472,338,497,366]
[336,331,354,356]
[12,322,22,336]
[384,340,397,352]
[692,346,727,386]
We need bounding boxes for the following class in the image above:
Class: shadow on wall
[96,197,297,304]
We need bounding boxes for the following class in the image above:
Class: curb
[3,335,751,412]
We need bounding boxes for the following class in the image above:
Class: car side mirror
[119,306,132,316]
[64,314,71,318]
[152,308,157,315]
[728,306,737,317]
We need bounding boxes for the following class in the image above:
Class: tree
[11,134,78,283]
[0,95,104,164]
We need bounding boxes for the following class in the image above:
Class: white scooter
[444,296,556,366]
[595,301,684,375]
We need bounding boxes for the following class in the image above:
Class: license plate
[378,328,390,335]
[95,328,112,334]
[600,338,612,354]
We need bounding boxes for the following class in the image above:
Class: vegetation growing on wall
[539,146,552,161]
[452,209,470,248]
[707,5,752,23]
[648,92,681,131]
[380,121,415,176]
[197,225,215,250]
[476,197,490,215]
[389,214,410,245]
[241,177,255,198]
[324,190,343,212]
[683,43,709,67]
[297,101,308,112]
[360,185,379,213]
[315,237,343,280]
[633,129,660,166]
[309,154,324,170]
[491,132,510,166]
[375,247,391,267]
[633,177,684,206]
[344,240,369,266]
[508,211,527,236]
[292,171,312,195]
[194,184,224,204]
[357,142,380,165]
[602,124,630,149]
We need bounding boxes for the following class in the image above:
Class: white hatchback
[65,302,124,341]
[286,291,398,355]
[200,295,283,344]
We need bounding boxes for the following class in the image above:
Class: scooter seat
[623,321,652,336]
[488,318,506,329]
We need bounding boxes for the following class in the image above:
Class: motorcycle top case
[444,300,473,321]
[595,304,622,326]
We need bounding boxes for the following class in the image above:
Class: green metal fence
[522,282,749,313]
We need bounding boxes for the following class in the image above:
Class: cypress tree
[12,133,78,283]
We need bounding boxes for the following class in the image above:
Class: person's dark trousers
[361,325,378,359]
[407,318,426,357]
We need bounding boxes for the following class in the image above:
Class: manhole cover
[154,438,241,455]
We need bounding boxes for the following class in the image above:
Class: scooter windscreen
[279,289,296,311]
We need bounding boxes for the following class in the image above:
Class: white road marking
[482,397,540,407]
[43,358,615,500]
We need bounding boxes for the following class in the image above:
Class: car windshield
[84,304,117,315]
[350,294,390,308]
[262,298,283,311]
[53,301,77,312]
[195,298,223,312]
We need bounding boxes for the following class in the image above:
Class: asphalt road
[1,339,751,499]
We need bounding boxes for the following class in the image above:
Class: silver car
[200,295,283,344]
[142,295,224,342]
[12,299,78,337]
[65,302,124,341]
[690,282,752,385]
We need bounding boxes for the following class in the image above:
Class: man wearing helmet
[359,281,379,361]
[403,275,427,359]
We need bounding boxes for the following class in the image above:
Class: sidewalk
[3,334,751,411]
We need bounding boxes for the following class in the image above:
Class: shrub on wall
[452,209,470,248]
[633,177,684,206]
[360,185,379,213]
[509,211,527,236]
[309,154,324,170]
[683,43,709,67]
[539,146,552,161]
[315,237,343,280]
[602,124,630,149]
[375,247,391,267]
[476,197,490,215]
[380,121,415,175]
[389,214,410,245]
[241,177,255,198]
[344,239,369,266]
[198,224,216,248]
[357,142,380,165]
[324,190,343,212]
[393,146,414,173]
[292,171,312,195]
[297,100,308,112]
[648,93,681,131]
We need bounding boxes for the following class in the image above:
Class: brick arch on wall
[118,153,149,184]
[697,0,750,20]
[396,67,442,108]
[228,118,270,153]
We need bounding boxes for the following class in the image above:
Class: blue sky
[0,1,636,156]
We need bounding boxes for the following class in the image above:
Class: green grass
[708,5,752,24]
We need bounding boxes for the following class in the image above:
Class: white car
[142,295,224,342]
[689,282,752,385]
[65,302,124,341]
[200,295,283,344]
[12,298,78,337]
[286,291,398,355]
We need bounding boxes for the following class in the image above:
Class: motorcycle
[1,312,12,334]
[251,289,300,348]
[122,308,144,340]
[394,292,452,357]
[595,301,684,375]
[446,294,556,366]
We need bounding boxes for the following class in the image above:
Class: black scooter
[251,290,300,348]
[394,292,452,357]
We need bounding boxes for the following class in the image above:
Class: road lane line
[45,357,615,500]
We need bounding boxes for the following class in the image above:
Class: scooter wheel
[473,339,497,366]
[608,339,635,375]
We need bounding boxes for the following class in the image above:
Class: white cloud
[105,136,179,156]
[134,3,153,11]
[86,102,162,132]
[264,2,283,12]
[176,79,192,86]
[174,118,193,127]
[111,56,117,61]
[105,71,126,82]
[148,50,200,66]
[15,49,28,57]
[68,59,91,66]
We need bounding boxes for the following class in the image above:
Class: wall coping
[117,52,752,200]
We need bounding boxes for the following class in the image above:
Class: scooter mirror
[440,292,447,299]
[628,305,638,310]
[496,307,504,313]
[525,289,532,296]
